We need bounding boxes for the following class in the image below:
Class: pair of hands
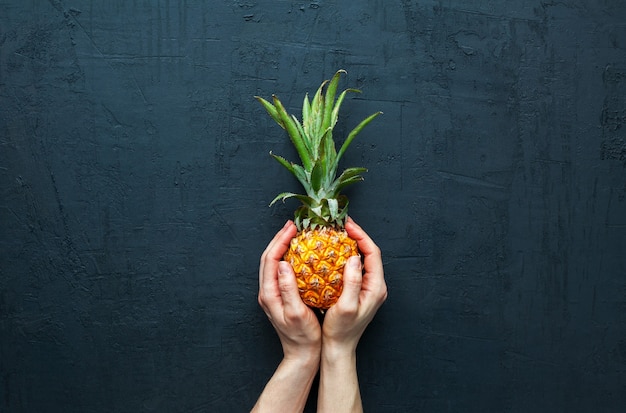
[258,217,388,364]
[254,218,387,412]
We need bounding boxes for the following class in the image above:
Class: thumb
[277,261,303,311]
[336,256,363,312]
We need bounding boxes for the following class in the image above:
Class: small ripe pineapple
[256,70,381,309]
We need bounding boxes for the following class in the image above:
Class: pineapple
[256,70,381,309]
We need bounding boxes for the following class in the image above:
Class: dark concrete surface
[1,1,625,412]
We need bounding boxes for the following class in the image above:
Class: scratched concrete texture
[1,1,625,412]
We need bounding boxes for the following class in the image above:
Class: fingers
[335,255,363,314]
[344,217,377,255]
[345,217,385,283]
[260,220,297,272]
[345,218,383,272]
[259,221,297,295]
[277,261,307,317]
[259,221,297,315]
[257,222,322,358]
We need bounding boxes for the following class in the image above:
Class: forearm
[252,354,319,413]
[318,345,362,413]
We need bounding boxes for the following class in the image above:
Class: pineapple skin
[285,227,359,309]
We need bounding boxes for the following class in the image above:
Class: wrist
[318,340,362,413]
[321,340,357,365]
[283,345,321,368]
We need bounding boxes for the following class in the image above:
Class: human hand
[316,218,387,413]
[258,220,322,362]
[252,221,323,412]
[322,217,387,355]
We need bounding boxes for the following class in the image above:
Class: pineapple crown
[255,69,381,231]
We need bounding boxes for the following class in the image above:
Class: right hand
[322,217,387,353]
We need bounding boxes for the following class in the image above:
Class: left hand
[258,220,322,361]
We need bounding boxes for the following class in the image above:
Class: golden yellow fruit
[285,227,359,309]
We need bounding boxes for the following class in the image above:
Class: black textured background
[1,1,625,412]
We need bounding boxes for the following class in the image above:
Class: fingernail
[278,261,291,274]
[348,256,361,270]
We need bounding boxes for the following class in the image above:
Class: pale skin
[252,217,388,413]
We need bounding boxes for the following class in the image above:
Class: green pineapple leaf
[255,96,284,129]
[272,95,314,170]
[334,175,365,195]
[258,69,380,230]
[321,69,346,132]
[333,167,368,192]
[335,110,382,170]
[310,160,325,193]
[270,192,314,207]
[270,152,309,189]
